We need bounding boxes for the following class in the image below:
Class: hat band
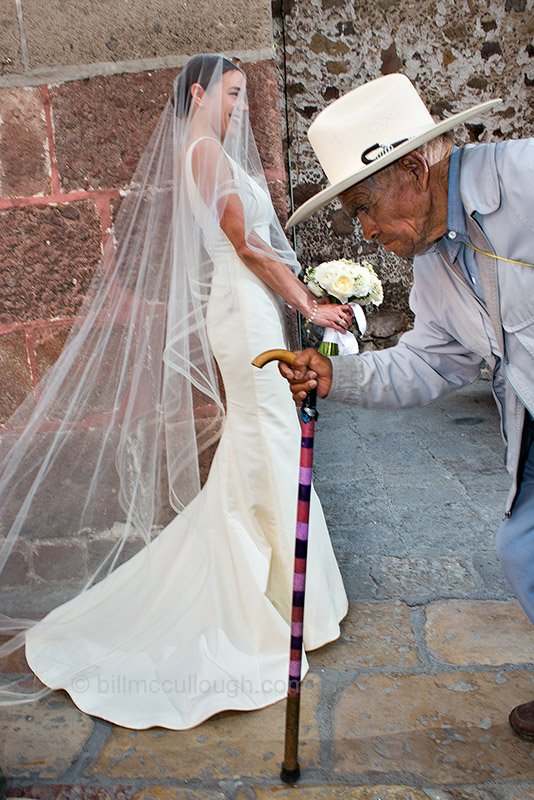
[361,138,410,165]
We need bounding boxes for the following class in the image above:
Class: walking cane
[251,348,318,784]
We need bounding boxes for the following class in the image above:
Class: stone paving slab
[5,382,534,798]
[6,789,128,800]
[6,788,226,800]
[506,786,534,799]
[130,790,227,800]
[426,600,534,666]
[471,552,516,599]
[308,601,419,670]
[374,556,476,600]
[0,693,94,779]
[5,786,529,800]
[235,786,434,799]
[333,670,534,783]
[88,678,320,780]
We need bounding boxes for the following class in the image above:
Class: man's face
[339,160,440,259]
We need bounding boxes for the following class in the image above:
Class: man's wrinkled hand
[278,348,333,403]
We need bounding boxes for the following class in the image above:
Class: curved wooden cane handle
[251,349,296,369]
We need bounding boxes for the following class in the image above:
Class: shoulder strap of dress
[184,136,238,198]
[184,136,242,216]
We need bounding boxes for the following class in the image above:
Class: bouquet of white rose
[304,258,383,356]
[305,258,383,306]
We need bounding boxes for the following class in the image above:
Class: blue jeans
[496,413,534,624]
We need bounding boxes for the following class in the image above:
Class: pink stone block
[33,324,71,381]
[49,70,177,192]
[0,201,102,324]
[0,87,51,199]
[243,60,285,173]
[33,540,87,581]
[0,330,32,423]
[0,540,30,587]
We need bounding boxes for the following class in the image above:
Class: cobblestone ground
[2,378,534,799]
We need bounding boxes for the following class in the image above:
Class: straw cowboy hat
[286,73,501,229]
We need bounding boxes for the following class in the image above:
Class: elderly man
[280,73,534,740]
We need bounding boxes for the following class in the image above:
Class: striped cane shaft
[288,416,315,696]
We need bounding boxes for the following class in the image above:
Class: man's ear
[398,151,430,192]
[190,82,205,108]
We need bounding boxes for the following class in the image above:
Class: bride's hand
[308,299,354,332]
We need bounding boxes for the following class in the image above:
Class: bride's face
[202,69,247,139]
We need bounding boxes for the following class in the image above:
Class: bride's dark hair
[173,54,243,118]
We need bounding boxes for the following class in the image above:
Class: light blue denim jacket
[330,139,534,511]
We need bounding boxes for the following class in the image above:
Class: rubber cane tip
[280,764,301,784]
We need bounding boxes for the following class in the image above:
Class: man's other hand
[278,348,333,403]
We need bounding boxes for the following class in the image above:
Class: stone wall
[273,0,534,348]
[0,0,284,590]
[0,0,283,425]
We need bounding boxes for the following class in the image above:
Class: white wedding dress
[25,143,348,730]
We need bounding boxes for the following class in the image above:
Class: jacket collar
[459,143,502,217]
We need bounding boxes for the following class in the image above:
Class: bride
[0,54,349,729]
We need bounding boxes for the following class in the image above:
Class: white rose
[349,265,373,299]
[315,262,352,302]
[314,261,338,287]
[304,267,327,297]
[308,279,325,297]
[369,276,384,305]
[312,258,383,305]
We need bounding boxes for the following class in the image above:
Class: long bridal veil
[0,54,300,704]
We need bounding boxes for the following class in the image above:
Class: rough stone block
[244,60,285,174]
[425,600,534,666]
[85,528,147,577]
[0,202,102,324]
[266,178,290,227]
[333,669,534,782]
[22,0,272,69]
[0,540,30,587]
[0,330,33,423]
[32,324,71,381]
[0,87,50,199]
[1,427,125,542]
[365,309,407,339]
[1,584,80,619]
[89,676,320,778]
[49,70,176,192]
[0,693,94,779]
[33,540,87,582]
[49,60,284,196]
[0,633,31,676]
[309,600,419,670]
[0,2,23,75]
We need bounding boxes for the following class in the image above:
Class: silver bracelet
[305,299,318,328]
